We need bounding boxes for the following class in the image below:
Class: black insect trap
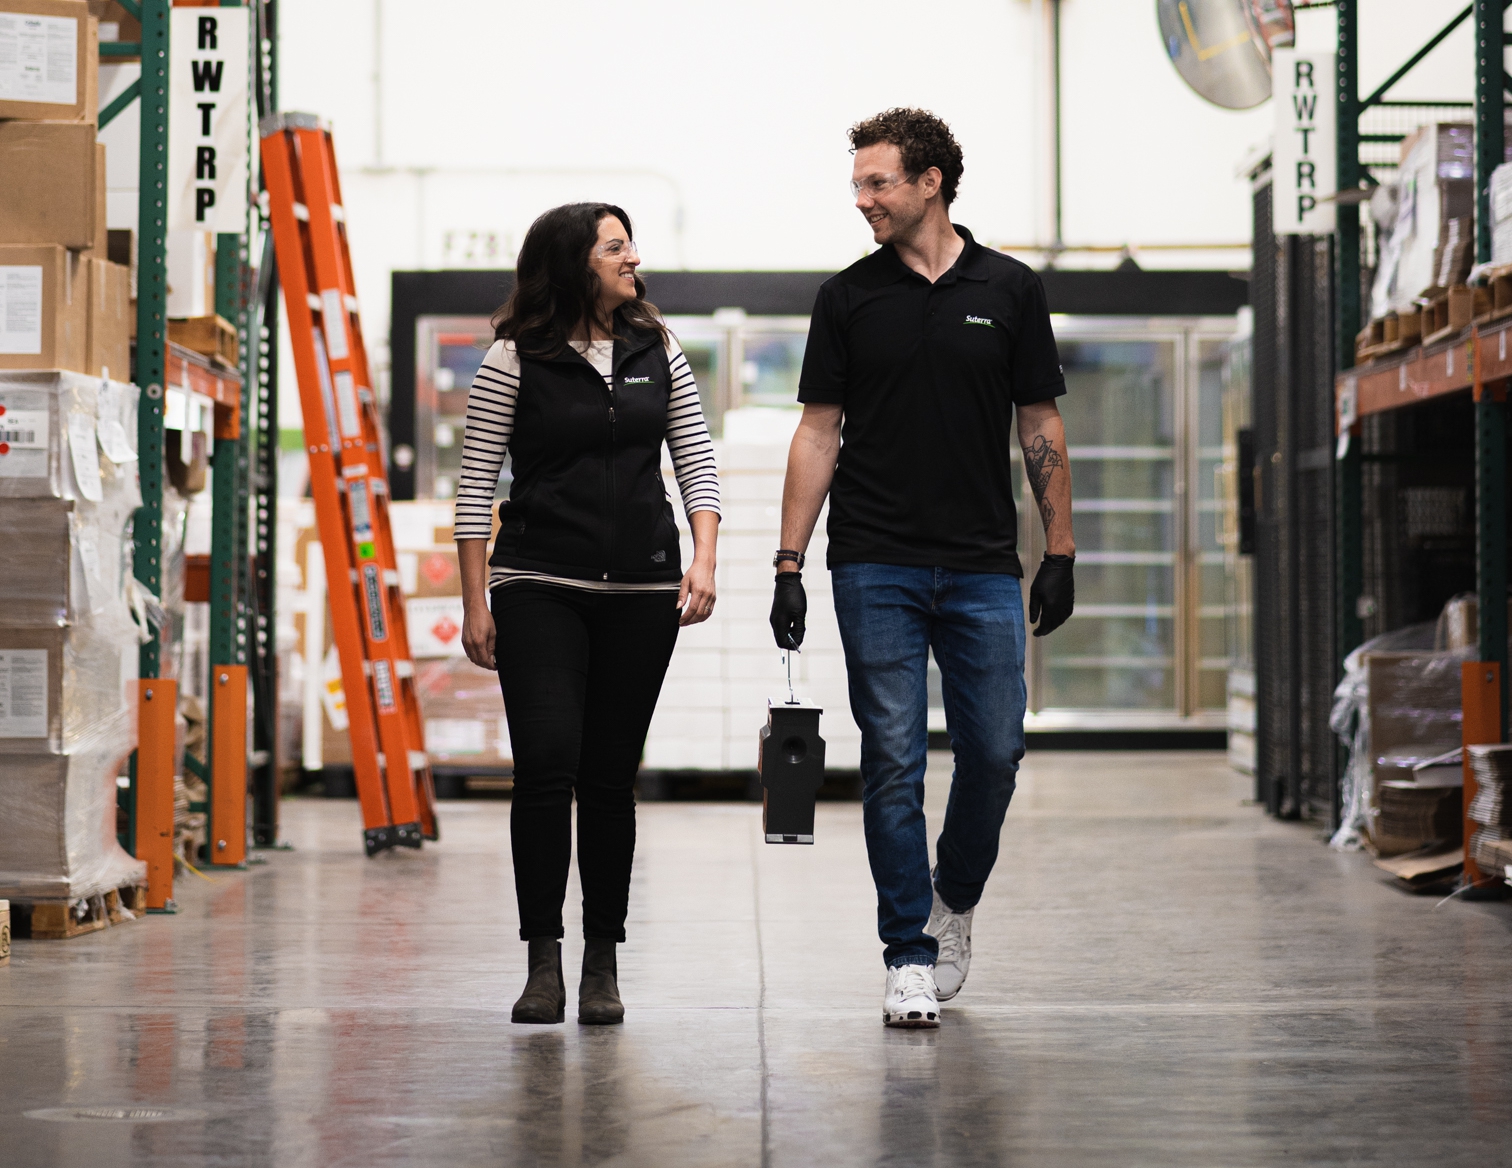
[758,651,826,844]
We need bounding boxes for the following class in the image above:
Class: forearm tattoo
[1024,434,1063,530]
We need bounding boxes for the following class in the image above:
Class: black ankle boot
[577,938,624,1025]
[512,938,565,1024]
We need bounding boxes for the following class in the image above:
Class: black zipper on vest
[603,375,617,580]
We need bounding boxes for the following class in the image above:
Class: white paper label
[67,412,103,502]
[405,596,466,658]
[322,289,350,360]
[0,406,48,450]
[0,266,44,355]
[167,7,250,231]
[334,370,362,437]
[425,718,486,755]
[96,381,137,463]
[0,14,78,106]
[70,512,105,613]
[0,649,48,737]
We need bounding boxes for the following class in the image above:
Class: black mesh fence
[1252,176,1340,825]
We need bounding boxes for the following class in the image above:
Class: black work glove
[770,571,807,650]
[1029,553,1075,637]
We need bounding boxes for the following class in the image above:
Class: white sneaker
[883,963,940,1028]
[924,884,973,1001]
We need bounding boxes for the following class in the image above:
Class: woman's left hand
[678,557,716,626]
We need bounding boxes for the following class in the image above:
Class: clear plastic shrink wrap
[1329,622,1470,852]
[0,372,146,900]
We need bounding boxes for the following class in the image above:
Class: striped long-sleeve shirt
[454,335,722,592]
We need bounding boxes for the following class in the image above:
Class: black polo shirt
[797,225,1066,575]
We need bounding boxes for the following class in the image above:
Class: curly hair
[848,108,965,206]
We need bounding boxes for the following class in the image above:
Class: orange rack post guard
[259,112,439,855]
[136,679,178,910]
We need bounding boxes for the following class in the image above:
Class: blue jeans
[831,563,1027,968]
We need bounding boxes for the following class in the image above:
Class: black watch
[773,549,806,569]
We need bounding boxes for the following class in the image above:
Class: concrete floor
[3,750,1512,1167]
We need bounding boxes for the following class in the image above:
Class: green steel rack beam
[1336,0,1364,665]
[1474,0,1509,727]
[134,0,169,682]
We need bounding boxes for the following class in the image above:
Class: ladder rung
[383,569,401,587]
[350,569,360,584]
[371,479,388,495]
[306,292,321,310]
[331,204,345,222]
[362,660,372,676]
[358,388,374,403]
[344,294,360,312]
[375,752,385,770]
[395,660,414,678]
[293,202,310,221]
[408,751,428,771]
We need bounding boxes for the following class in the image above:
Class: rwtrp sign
[168,7,249,233]
[1272,50,1337,236]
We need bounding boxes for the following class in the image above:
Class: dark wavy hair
[492,202,667,357]
[848,108,965,206]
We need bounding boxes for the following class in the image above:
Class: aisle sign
[167,7,249,232]
[1273,50,1337,236]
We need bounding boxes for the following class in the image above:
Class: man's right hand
[770,571,807,650]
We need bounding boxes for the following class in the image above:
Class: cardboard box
[0,122,98,251]
[168,313,236,367]
[85,0,136,46]
[84,255,128,379]
[91,140,105,252]
[165,230,214,319]
[0,2,98,123]
[0,245,87,373]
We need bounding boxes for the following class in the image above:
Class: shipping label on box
[0,2,96,122]
[0,9,76,104]
[0,648,47,737]
[0,247,86,372]
[0,265,43,355]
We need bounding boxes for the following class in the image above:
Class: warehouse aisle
[3,751,1511,1167]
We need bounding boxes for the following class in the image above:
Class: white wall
[273,0,1482,365]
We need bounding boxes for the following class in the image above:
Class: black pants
[492,583,680,942]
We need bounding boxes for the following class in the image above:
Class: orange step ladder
[259,112,439,855]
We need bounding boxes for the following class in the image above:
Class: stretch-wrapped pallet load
[1466,745,1512,877]
[1492,162,1512,267]
[0,370,146,902]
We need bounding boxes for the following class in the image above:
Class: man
[770,108,1076,1028]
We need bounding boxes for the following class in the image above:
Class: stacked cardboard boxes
[0,0,130,381]
[0,371,145,901]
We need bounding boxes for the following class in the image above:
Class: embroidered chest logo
[622,376,654,384]
[651,550,667,562]
[964,315,995,328]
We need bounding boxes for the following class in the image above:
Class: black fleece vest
[489,323,682,584]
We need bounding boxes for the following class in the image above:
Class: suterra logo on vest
[964,315,994,327]
[622,376,653,384]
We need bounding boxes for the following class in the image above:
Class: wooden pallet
[167,314,239,370]
[10,884,147,941]
[1473,264,1512,325]
[1,899,9,965]
[1355,307,1424,364]
[1420,285,1483,348]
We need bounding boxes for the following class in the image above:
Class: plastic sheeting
[0,373,144,899]
[0,708,145,900]
[1329,622,1470,851]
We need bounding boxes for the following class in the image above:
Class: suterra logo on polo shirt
[622,376,654,384]
[964,315,994,327]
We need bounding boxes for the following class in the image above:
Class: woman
[455,203,720,1025]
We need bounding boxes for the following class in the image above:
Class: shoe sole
[883,1010,940,1028]
[577,1013,625,1025]
[511,1009,565,1024]
[934,977,965,1002]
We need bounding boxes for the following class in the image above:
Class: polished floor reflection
[3,751,1511,1166]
